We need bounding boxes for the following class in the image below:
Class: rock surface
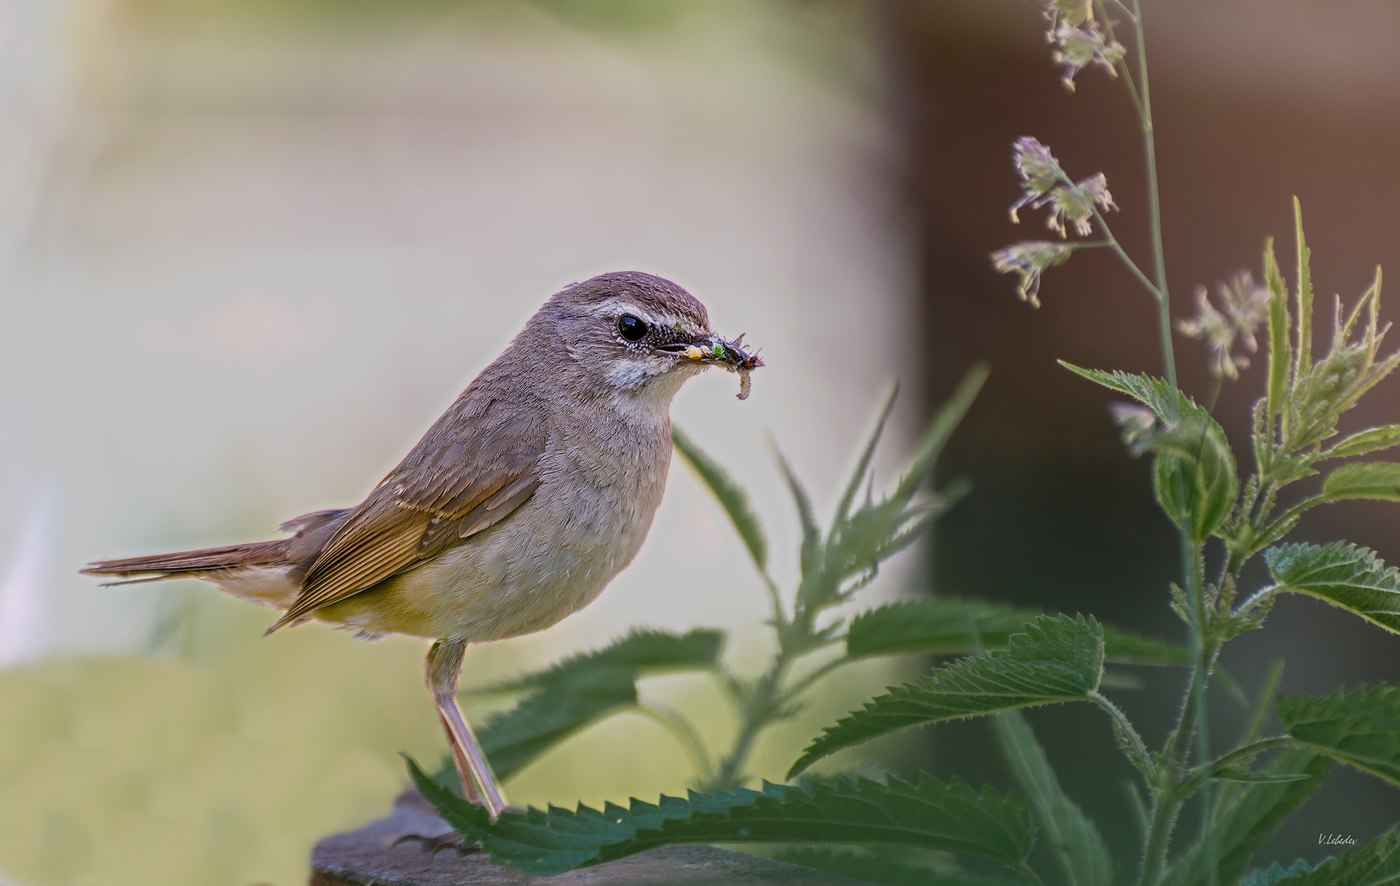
[311,790,863,885]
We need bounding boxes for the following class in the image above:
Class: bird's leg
[426,639,508,821]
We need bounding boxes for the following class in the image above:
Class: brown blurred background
[3,1,1399,882]
[879,0,1400,866]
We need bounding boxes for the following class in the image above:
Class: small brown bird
[84,272,761,820]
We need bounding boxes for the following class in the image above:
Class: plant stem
[1139,790,1181,886]
[709,651,796,790]
[1130,0,1177,392]
[1184,544,1218,886]
[639,702,716,784]
[1091,691,1155,782]
[1088,209,1164,303]
[782,652,852,700]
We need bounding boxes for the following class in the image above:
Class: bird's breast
[352,423,673,642]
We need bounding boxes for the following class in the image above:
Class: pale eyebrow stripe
[587,300,694,334]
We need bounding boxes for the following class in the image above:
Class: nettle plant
[405,3,1400,883]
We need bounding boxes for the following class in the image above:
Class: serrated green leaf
[1059,363,1187,422]
[773,447,821,578]
[1162,748,1333,886]
[1265,542,1400,635]
[798,366,985,613]
[408,758,1037,877]
[882,365,989,513]
[1320,425,1400,460]
[673,426,768,573]
[834,385,900,524]
[1060,364,1238,540]
[1264,235,1292,424]
[775,848,1021,886]
[475,628,724,695]
[467,629,725,780]
[478,666,636,780]
[845,597,1188,666]
[1211,768,1314,785]
[1240,859,1315,886]
[1151,409,1239,543]
[1288,827,1400,885]
[1293,197,1314,382]
[1284,263,1400,452]
[1099,626,1193,667]
[791,614,1104,776]
[846,598,1034,657]
[995,710,1114,886]
[1322,462,1400,502]
[1278,685,1400,787]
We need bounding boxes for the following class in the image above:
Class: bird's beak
[660,332,764,370]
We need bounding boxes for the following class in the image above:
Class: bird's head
[539,271,760,408]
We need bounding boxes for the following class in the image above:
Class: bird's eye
[618,314,649,342]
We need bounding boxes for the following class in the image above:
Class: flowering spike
[991,241,1074,308]
[1051,23,1126,92]
[1177,272,1272,380]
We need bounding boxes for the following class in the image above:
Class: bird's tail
[82,540,292,585]
[82,508,347,609]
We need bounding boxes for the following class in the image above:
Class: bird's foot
[391,831,482,857]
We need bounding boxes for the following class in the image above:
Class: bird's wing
[267,391,546,632]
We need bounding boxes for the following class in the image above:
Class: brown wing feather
[267,391,546,632]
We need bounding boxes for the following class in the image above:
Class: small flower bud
[990,241,1073,307]
[1010,137,1066,223]
[1013,136,1062,196]
[1108,402,1158,453]
[1046,173,1117,236]
[1177,272,1272,379]
[1044,0,1093,29]
[1051,23,1126,92]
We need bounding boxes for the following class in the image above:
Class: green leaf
[773,447,822,579]
[995,709,1114,886]
[407,758,1038,877]
[834,384,900,524]
[1150,408,1239,543]
[775,848,1021,886]
[1265,542,1400,635]
[882,365,989,513]
[475,628,724,695]
[846,598,1034,657]
[1293,197,1314,382]
[845,597,1188,666]
[1319,424,1400,460]
[478,666,637,780]
[1211,768,1315,785]
[798,366,986,612]
[1162,748,1333,886]
[1287,827,1400,885]
[790,614,1104,776]
[1060,364,1239,540]
[1099,626,1193,667]
[1278,685,1400,787]
[1059,363,1187,422]
[673,426,768,573]
[1264,235,1292,424]
[1322,462,1400,502]
[1285,266,1400,452]
[469,629,724,780]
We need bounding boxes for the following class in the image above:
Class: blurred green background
[4,1,1400,883]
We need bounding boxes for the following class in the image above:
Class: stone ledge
[311,790,863,885]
